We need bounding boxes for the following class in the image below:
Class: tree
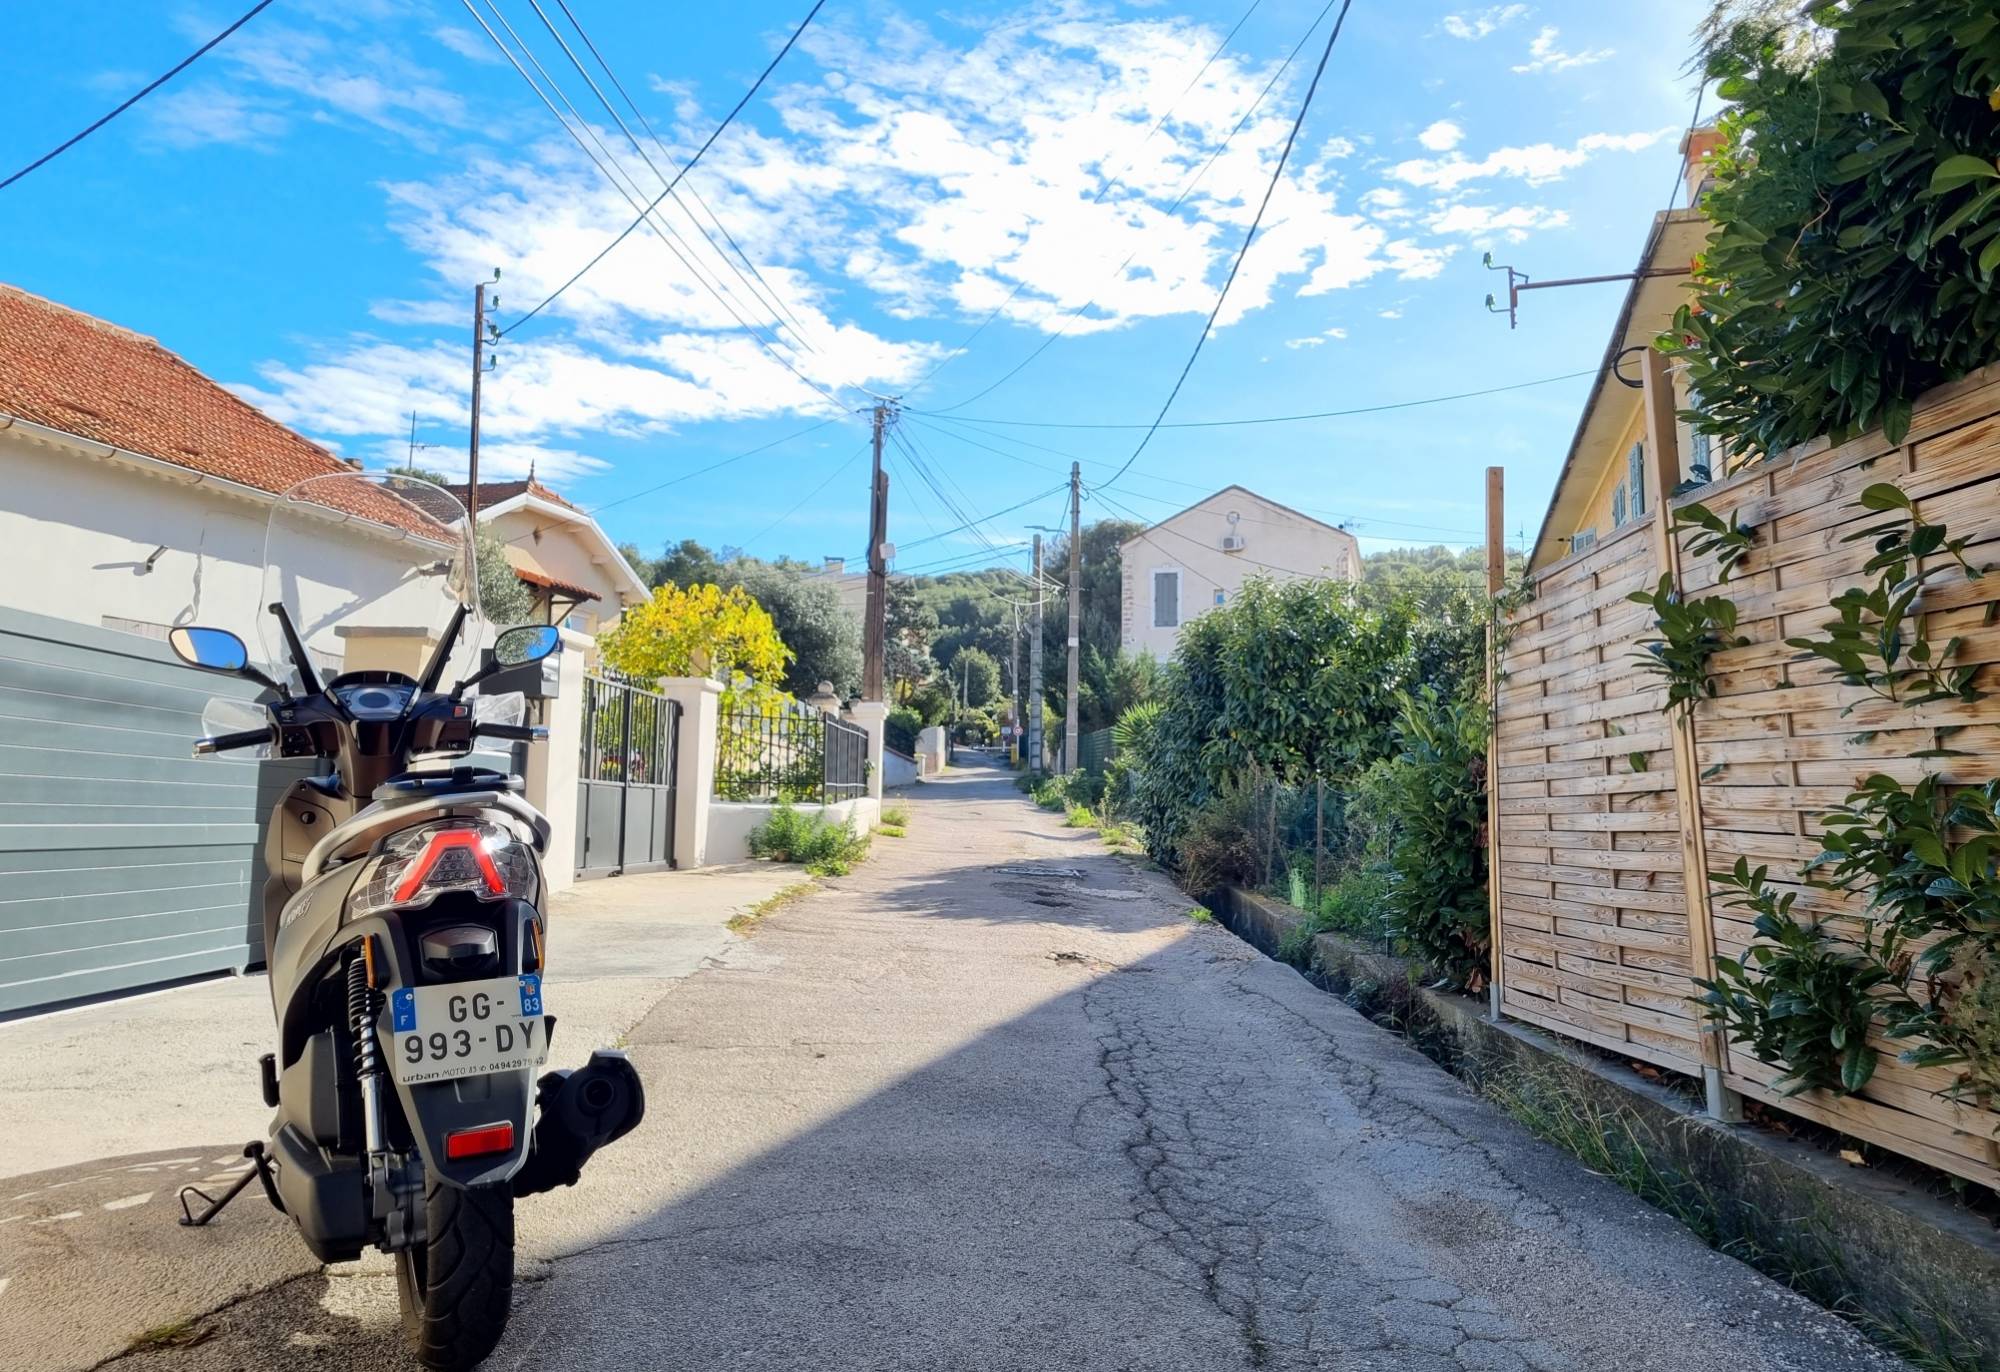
[473,525,536,628]
[387,462,451,486]
[1039,518,1146,730]
[651,539,725,590]
[597,583,790,704]
[886,578,940,698]
[949,646,1001,708]
[732,562,862,700]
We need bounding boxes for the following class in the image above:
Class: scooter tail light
[354,821,535,918]
[445,1121,516,1160]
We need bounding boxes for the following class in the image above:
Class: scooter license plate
[387,974,549,1086]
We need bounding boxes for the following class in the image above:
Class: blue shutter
[1629,442,1646,518]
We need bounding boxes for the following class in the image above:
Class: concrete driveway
[19,762,1903,1371]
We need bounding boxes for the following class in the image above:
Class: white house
[447,478,650,636]
[1118,485,1362,658]
[0,281,456,670]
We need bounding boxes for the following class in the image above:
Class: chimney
[823,556,845,574]
[1679,123,1725,206]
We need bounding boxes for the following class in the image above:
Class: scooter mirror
[493,624,561,667]
[168,626,251,673]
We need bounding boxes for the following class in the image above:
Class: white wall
[482,504,636,636]
[706,797,882,865]
[0,431,456,676]
[883,749,920,788]
[1119,491,1360,659]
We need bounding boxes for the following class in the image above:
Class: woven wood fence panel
[1671,367,2000,1187]
[1493,514,1704,1074]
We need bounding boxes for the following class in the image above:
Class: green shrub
[1377,687,1491,989]
[1065,767,1107,809]
[1063,802,1097,828]
[747,803,870,875]
[1031,775,1069,811]
[881,803,910,828]
[1175,788,1261,898]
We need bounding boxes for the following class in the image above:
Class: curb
[1216,885,2000,1362]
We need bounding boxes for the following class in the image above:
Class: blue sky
[1,0,1710,574]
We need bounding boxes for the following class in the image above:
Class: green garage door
[0,607,307,1016]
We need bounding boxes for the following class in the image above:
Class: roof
[1528,209,1712,569]
[515,565,601,603]
[445,479,582,514]
[1116,484,1358,549]
[0,281,448,542]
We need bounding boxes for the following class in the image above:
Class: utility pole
[862,402,892,701]
[1028,534,1045,772]
[1064,461,1081,774]
[468,269,500,524]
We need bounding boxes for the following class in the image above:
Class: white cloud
[1284,335,1326,349]
[1424,203,1570,240]
[1441,5,1529,40]
[1512,26,1615,74]
[140,88,288,149]
[1417,120,1465,152]
[1389,128,1674,191]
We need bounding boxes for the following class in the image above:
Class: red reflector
[445,1122,516,1160]
[394,828,507,904]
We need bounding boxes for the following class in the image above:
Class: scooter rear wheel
[395,1178,515,1370]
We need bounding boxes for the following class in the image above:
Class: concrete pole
[1064,461,1081,774]
[1028,534,1044,772]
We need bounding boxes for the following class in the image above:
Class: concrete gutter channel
[1214,884,2000,1362]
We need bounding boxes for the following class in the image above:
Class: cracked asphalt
[93,758,1901,1371]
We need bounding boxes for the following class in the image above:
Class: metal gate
[576,674,679,879]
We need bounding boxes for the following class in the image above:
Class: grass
[129,1319,212,1351]
[1099,820,1138,850]
[1184,906,1214,924]
[875,823,907,838]
[726,880,815,935]
[881,802,911,828]
[1063,802,1097,828]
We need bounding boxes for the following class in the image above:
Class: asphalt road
[81,760,1900,1371]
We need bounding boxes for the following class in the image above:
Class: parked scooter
[169,472,644,1370]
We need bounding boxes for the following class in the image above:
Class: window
[1152,570,1181,628]
[1688,429,1713,481]
[1628,442,1647,518]
[1611,485,1627,528]
[1213,588,1226,607]
[1571,528,1598,555]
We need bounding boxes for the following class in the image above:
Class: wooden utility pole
[1485,465,1505,1019]
[862,402,891,701]
[1064,461,1081,773]
[1028,534,1045,771]
[468,270,499,523]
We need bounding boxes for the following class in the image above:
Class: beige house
[1118,485,1361,659]
[448,479,649,635]
[1530,127,1725,570]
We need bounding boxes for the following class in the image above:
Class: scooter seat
[375,767,523,802]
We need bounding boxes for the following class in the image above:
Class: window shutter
[1629,442,1647,518]
[1153,571,1179,628]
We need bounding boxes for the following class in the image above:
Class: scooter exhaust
[511,1050,646,1198]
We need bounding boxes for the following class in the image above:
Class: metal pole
[1028,534,1044,772]
[468,282,486,524]
[862,403,889,701]
[1064,461,1081,774]
[1485,466,1505,1019]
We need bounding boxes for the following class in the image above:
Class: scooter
[168,473,644,1370]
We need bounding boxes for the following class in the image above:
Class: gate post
[527,628,589,897]
[660,676,722,868]
[847,699,889,799]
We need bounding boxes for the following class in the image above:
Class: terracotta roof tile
[0,282,449,541]
[446,479,582,514]
[514,566,601,602]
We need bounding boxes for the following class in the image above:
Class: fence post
[526,628,590,896]
[1313,778,1324,916]
[1485,465,1506,1020]
[1640,346,1743,1124]
[847,700,889,798]
[659,676,722,869]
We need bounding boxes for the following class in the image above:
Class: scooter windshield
[258,472,485,692]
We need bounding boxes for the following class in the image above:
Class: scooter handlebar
[476,723,548,743]
[193,728,272,757]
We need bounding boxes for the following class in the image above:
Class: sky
[0,0,1713,579]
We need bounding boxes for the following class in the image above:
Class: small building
[1528,128,1725,571]
[446,478,649,635]
[1116,485,1362,659]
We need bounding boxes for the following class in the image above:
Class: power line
[915,366,1595,431]
[903,0,1270,401]
[741,441,870,549]
[500,0,826,336]
[1098,0,1355,492]
[1,0,278,193]
[930,0,1341,416]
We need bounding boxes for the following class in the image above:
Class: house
[0,281,455,668]
[1528,128,1725,571]
[806,555,870,621]
[1117,485,1362,658]
[446,478,649,635]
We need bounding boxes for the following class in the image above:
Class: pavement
[0,860,807,1371]
[12,760,1907,1372]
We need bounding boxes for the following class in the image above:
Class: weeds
[726,880,815,934]
[875,823,907,838]
[746,804,870,875]
[1064,802,1098,828]
[881,802,911,828]
[129,1320,212,1351]
[1184,906,1214,924]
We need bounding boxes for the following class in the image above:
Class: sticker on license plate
[387,974,549,1086]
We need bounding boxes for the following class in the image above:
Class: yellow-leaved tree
[597,583,792,710]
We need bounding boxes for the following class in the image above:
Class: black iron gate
[577,674,680,879]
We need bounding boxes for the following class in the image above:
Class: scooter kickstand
[177,1140,282,1227]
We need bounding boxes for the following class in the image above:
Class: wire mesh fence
[1235,771,1397,949]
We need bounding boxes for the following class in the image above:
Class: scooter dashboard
[334,681,417,720]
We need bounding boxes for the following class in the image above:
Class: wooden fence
[1492,361,2000,1190]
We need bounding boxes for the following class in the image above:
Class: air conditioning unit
[1221,534,1246,552]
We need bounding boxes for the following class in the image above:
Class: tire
[395,1179,515,1370]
